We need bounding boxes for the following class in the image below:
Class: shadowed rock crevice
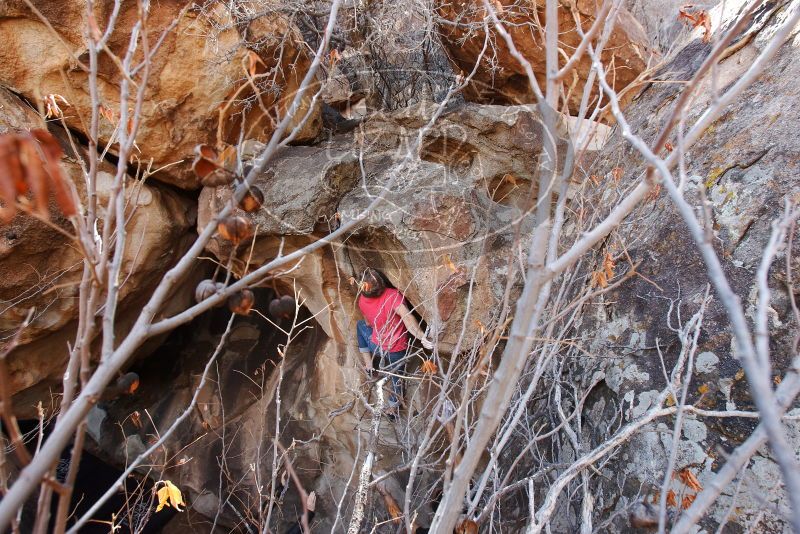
[83,288,331,532]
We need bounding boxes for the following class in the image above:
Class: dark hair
[360,268,386,298]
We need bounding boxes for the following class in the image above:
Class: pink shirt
[358,288,409,352]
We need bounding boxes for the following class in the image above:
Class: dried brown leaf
[0,140,18,222]
[20,141,49,218]
[31,130,75,217]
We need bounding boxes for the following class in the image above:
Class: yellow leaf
[665,394,676,407]
[442,254,458,273]
[156,480,185,512]
[697,384,709,395]
[734,368,745,381]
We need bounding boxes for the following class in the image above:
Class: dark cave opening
[14,287,326,533]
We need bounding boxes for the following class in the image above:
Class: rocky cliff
[2,0,799,532]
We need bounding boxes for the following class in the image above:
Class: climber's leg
[382,349,407,408]
[356,320,376,353]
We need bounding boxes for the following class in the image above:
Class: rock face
[0,0,320,189]
[3,0,799,531]
[0,86,196,415]
[625,0,696,51]
[517,3,800,531]
[116,102,558,530]
[436,0,652,114]
[199,102,564,352]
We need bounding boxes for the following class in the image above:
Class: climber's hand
[362,356,373,376]
[420,338,434,350]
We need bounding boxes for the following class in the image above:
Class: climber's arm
[395,302,433,350]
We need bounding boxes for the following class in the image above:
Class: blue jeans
[357,320,406,407]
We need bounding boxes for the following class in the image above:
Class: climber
[356,268,433,411]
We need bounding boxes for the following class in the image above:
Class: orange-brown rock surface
[0,0,320,189]
[436,0,651,114]
[0,86,196,413]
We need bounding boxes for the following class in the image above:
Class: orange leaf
[611,167,623,182]
[195,144,219,161]
[602,251,615,279]
[192,157,220,180]
[381,491,402,524]
[247,51,261,77]
[329,49,341,67]
[666,490,677,507]
[681,493,696,509]
[678,6,712,42]
[679,468,703,492]
[591,270,608,289]
[421,360,437,374]
[456,519,478,534]
[99,104,116,123]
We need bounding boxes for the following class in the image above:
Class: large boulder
[436,0,651,114]
[198,102,567,353]
[0,0,320,189]
[84,293,361,532]
[0,86,196,415]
